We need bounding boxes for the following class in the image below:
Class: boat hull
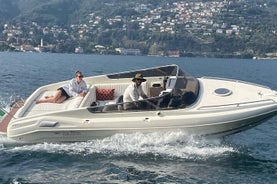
[7,103,277,143]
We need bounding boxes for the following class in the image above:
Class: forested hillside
[0,0,276,58]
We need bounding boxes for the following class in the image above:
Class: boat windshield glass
[88,65,199,113]
[107,65,178,79]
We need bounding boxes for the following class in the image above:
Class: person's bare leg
[36,90,63,104]
[36,97,55,104]
[55,96,67,103]
[52,90,63,102]
[44,96,53,99]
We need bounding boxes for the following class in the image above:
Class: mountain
[0,0,19,22]
[1,0,276,26]
[0,0,276,58]
[0,0,86,25]
[0,0,140,25]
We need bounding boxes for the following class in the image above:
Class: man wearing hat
[123,73,148,110]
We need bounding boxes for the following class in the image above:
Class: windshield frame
[87,65,199,113]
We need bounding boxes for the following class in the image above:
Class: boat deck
[15,78,163,117]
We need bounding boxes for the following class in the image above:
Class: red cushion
[96,88,115,100]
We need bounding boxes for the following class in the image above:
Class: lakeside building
[75,46,84,54]
[115,48,141,55]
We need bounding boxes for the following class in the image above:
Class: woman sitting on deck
[36,71,88,104]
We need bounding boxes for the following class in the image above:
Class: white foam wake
[4,131,236,159]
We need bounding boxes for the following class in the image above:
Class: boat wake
[1,131,237,160]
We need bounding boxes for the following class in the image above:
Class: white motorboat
[1,64,277,143]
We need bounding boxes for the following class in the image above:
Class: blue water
[0,52,276,183]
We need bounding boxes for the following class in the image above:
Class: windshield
[88,65,199,113]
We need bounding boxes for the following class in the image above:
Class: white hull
[8,103,277,143]
[4,65,277,143]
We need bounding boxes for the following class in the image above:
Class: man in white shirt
[123,73,148,110]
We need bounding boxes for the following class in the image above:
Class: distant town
[0,0,276,59]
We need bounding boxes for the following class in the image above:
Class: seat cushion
[96,88,115,100]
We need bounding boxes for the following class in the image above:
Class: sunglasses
[77,75,83,78]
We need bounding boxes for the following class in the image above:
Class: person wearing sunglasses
[123,73,148,110]
[36,70,88,104]
[68,70,87,98]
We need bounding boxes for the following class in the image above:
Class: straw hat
[132,73,146,82]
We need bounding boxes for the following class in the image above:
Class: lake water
[0,52,276,183]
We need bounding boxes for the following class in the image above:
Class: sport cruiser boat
[1,64,277,143]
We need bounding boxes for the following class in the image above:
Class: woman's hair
[75,70,82,77]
